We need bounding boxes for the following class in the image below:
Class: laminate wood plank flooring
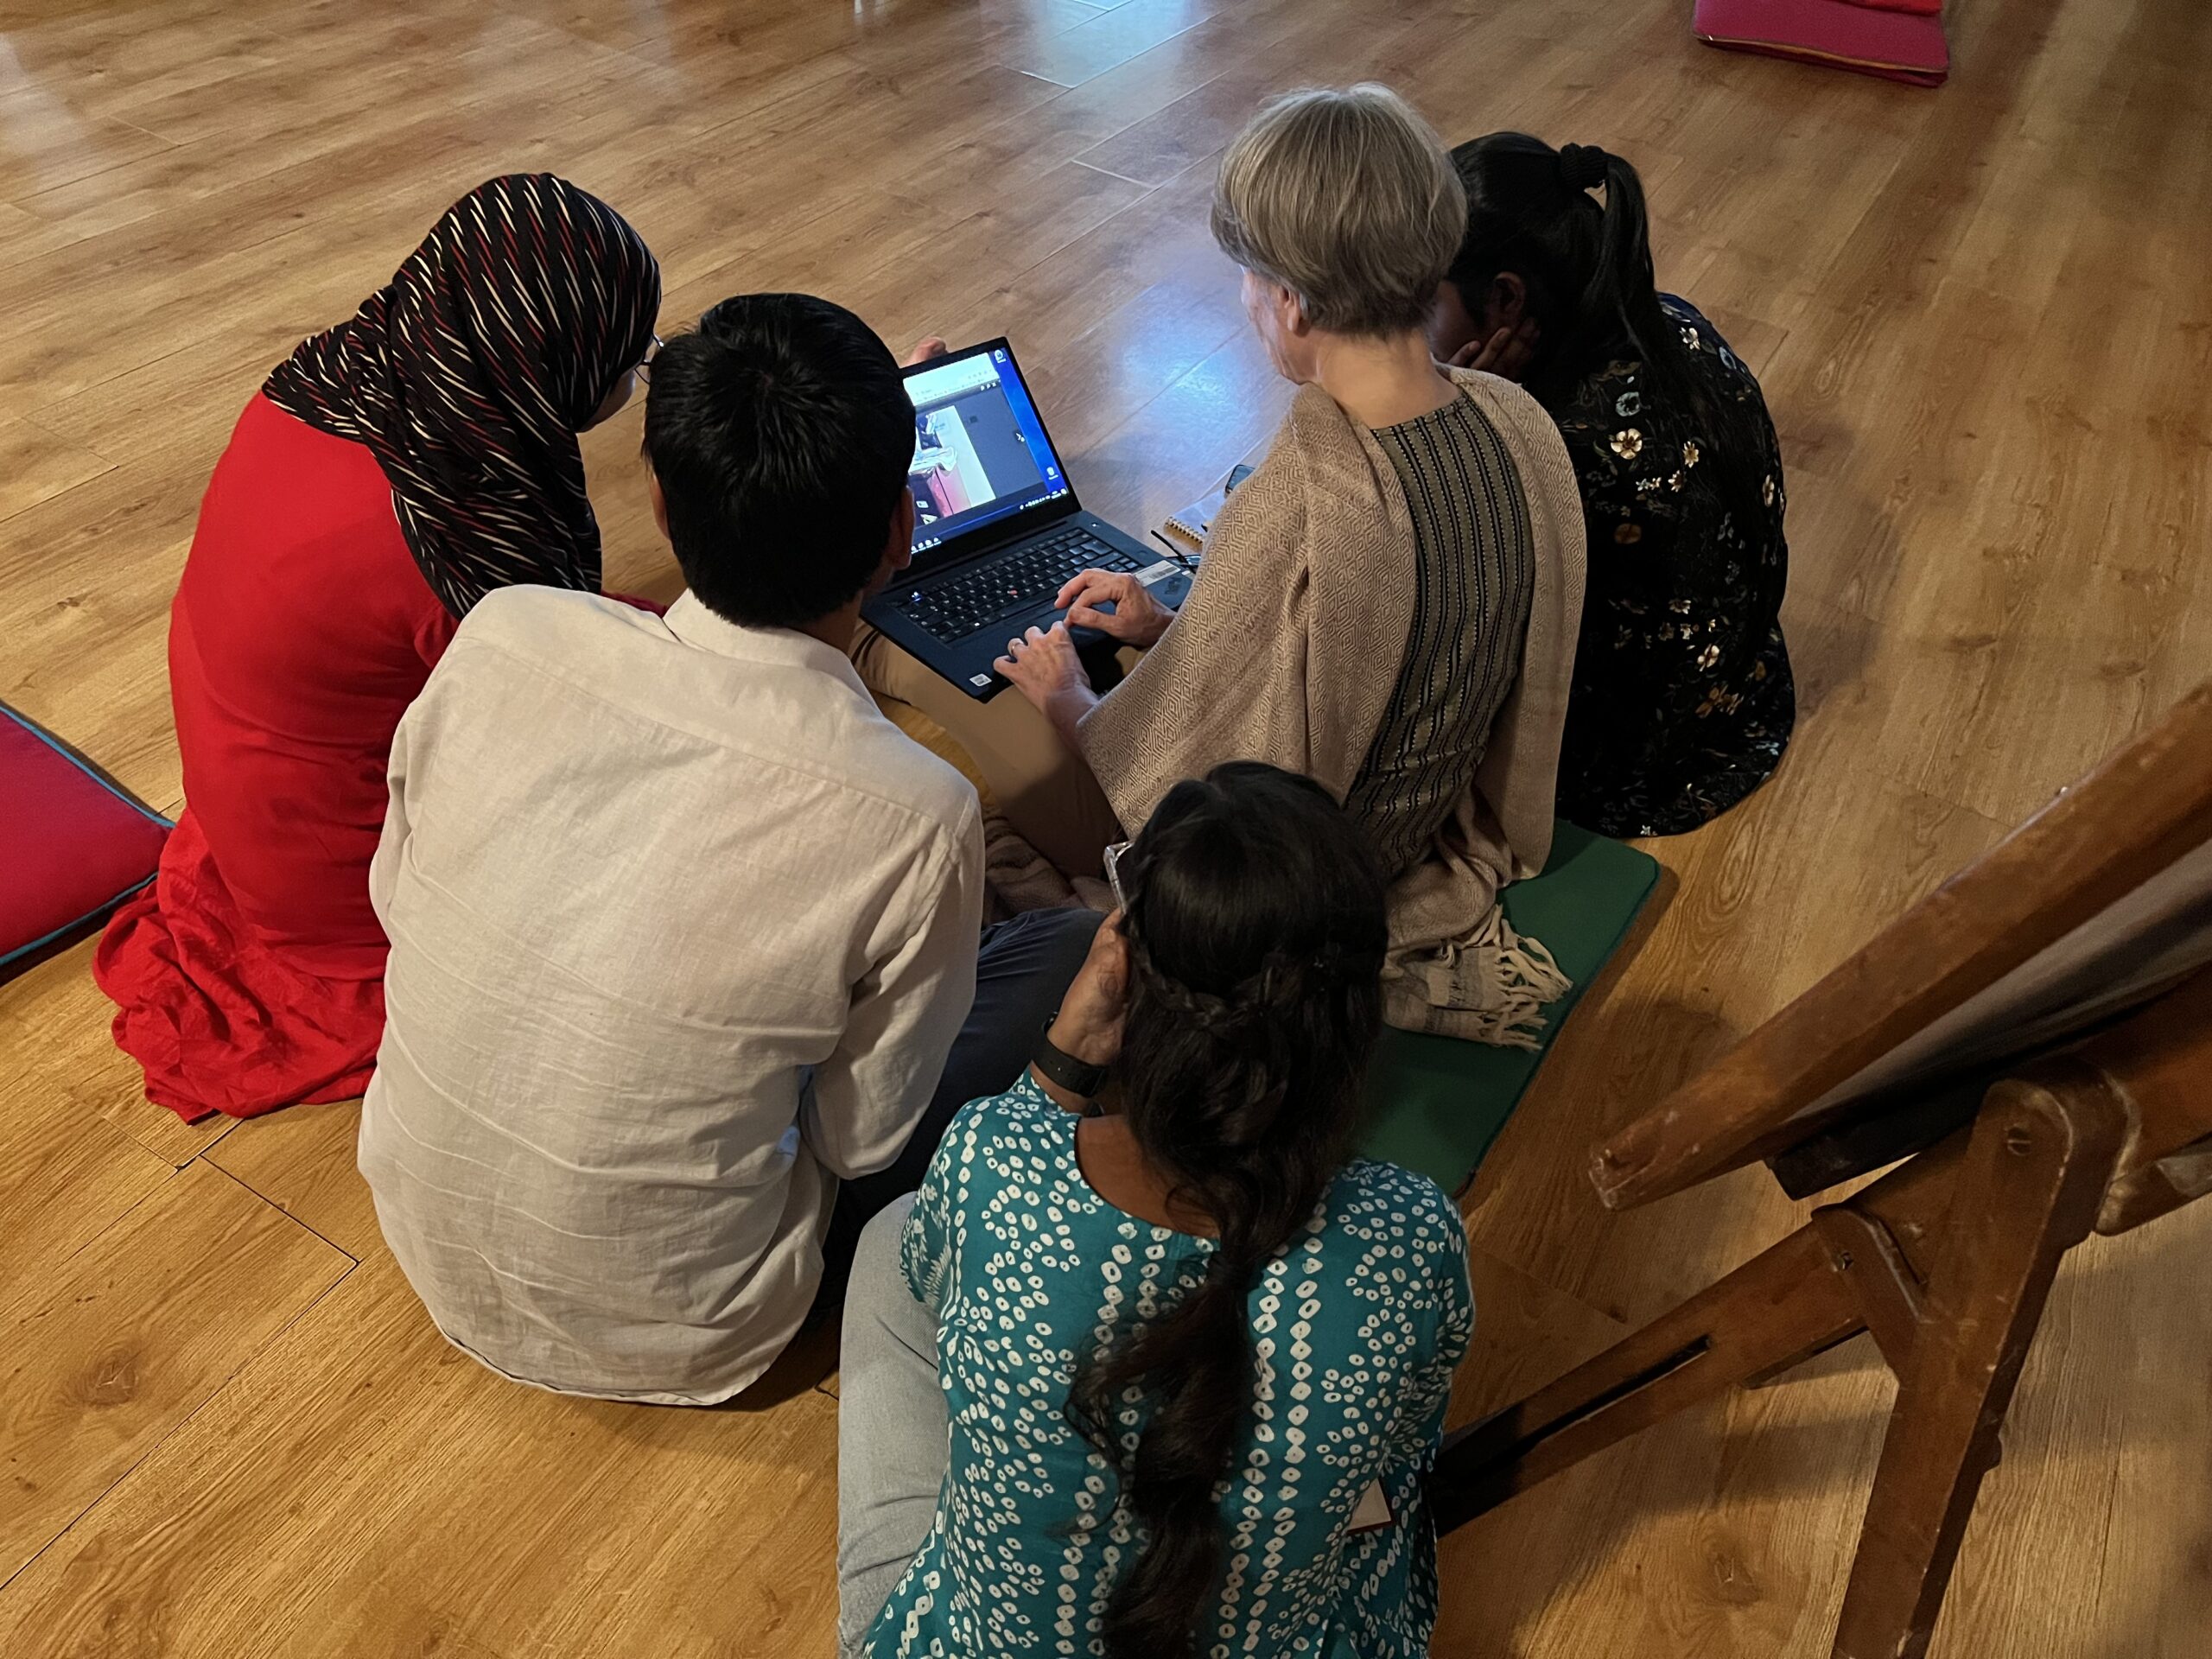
[3,0,2207,1651]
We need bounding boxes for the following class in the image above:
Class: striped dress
[1345,397,1537,878]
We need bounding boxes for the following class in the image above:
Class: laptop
[862,338,1192,701]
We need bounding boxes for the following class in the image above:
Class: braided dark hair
[1066,761,1388,1659]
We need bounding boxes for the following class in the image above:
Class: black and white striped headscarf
[264,174,661,618]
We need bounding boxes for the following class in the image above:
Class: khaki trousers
[851,622,1122,879]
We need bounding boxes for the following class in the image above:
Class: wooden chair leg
[1831,1064,2129,1659]
[1433,1223,1866,1533]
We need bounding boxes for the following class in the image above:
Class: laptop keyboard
[895,528,1147,645]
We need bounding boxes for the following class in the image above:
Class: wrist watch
[1033,1018,1109,1100]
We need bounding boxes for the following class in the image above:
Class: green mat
[1357,823,1661,1195]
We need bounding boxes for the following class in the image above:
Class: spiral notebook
[1154,463,1254,559]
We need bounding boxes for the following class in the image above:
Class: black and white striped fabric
[1347,397,1538,876]
[264,174,660,618]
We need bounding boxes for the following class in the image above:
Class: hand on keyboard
[899,531,1149,645]
[1056,569,1176,649]
[995,621,1099,741]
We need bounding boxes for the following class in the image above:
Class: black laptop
[862,338,1192,701]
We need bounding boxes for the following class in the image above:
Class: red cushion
[1,703,171,971]
[1694,0,1949,86]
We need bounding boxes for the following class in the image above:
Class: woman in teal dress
[837,762,1475,1659]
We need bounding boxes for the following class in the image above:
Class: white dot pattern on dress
[869,1077,1476,1656]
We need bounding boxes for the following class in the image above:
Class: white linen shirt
[360,587,982,1404]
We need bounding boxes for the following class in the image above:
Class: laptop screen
[903,341,1073,556]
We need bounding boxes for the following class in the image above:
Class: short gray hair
[1211,84,1466,337]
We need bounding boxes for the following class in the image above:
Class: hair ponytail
[1066,1173,1293,1658]
[1578,149,1707,450]
[1066,764,1387,1659]
[1580,151,1666,390]
[1447,132,1743,494]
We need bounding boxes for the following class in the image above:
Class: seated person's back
[995,85,1588,1046]
[1432,133,1794,837]
[1346,391,1536,874]
[838,764,1475,1658]
[362,296,983,1404]
[95,173,661,1122]
[892,1084,1465,1652]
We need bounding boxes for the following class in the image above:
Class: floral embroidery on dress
[1546,296,1796,837]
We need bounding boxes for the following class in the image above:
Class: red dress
[96,395,458,1120]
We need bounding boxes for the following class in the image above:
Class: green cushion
[1357,823,1660,1194]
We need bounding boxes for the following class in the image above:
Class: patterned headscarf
[263,174,660,618]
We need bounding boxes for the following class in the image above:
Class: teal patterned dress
[865,1076,1477,1658]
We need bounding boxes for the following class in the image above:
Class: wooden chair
[1430,682,2212,1659]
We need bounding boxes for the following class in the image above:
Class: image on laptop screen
[905,345,1072,554]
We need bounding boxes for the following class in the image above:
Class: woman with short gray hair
[1003,84,1590,1047]
[1209,81,1467,340]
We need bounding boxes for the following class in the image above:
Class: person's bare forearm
[1043,688,1097,753]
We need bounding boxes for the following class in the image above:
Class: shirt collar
[661,591,872,696]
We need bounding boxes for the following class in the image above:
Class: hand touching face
[1048,912,1130,1068]
[1447,317,1541,381]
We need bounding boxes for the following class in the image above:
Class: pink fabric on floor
[1694,0,1949,86]
[1,703,169,972]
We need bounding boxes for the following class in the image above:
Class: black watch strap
[1033,1020,1109,1098]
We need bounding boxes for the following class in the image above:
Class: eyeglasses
[634,333,664,385]
[1103,840,1132,912]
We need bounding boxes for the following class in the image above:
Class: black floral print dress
[1547,296,1795,837]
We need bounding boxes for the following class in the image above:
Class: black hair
[643,293,912,629]
[1444,134,1695,414]
[1446,133,1758,512]
[1067,761,1389,1659]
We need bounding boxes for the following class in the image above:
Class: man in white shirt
[360,294,1097,1405]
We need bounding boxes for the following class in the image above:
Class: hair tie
[1558,143,1609,192]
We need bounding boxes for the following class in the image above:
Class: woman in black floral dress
[1430,133,1793,837]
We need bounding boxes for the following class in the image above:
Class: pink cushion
[1694,0,1949,86]
[1,703,171,972]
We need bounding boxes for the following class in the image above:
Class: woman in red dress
[97,174,660,1121]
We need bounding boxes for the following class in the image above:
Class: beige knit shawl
[1077,367,1587,1044]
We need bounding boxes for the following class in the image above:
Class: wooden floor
[3,0,2209,1652]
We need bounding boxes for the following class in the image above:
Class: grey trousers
[836,1193,948,1658]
